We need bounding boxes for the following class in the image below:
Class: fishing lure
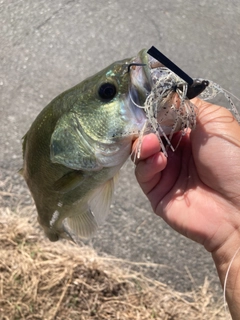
[136,46,240,157]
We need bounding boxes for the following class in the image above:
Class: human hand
[132,98,240,318]
[133,97,240,252]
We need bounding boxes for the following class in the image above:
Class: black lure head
[177,79,209,99]
[186,79,209,99]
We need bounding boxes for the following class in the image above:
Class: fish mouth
[129,49,163,107]
[130,49,164,107]
[129,50,198,141]
[121,49,164,137]
[127,50,185,140]
[126,49,163,132]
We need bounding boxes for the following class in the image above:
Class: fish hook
[127,63,146,73]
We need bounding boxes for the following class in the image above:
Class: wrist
[211,229,240,319]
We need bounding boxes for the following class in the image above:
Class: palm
[134,99,240,252]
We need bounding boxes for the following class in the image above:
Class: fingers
[191,97,240,136]
[132,133,161,163]
[132,134,167,195]
[190,98,240,205]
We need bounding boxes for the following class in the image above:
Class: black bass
[21,49,156,242]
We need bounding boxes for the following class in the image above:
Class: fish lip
[126,50,153,127]
[129,49,163,106]
[130,49,151,96]
[127,49,165,129]
[137,48,164,86]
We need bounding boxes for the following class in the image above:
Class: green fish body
[21,49,151,241]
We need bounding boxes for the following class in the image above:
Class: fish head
[50,50,157,171]
[68,52,151,143]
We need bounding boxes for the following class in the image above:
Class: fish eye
[98,82,117,100]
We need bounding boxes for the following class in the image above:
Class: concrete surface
[1,0,240,295]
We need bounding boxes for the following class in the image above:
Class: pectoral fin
[65,174,119,239]
[89,172,119,224]
[65,206,98,239]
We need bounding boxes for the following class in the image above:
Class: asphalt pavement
[1,0,240,295]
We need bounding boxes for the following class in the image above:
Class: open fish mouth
[126,49,165,134]
[128,49,163,107]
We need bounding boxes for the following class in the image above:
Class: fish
[20,49,153,242]
[20,47,240,242]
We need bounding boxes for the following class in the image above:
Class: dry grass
[0,176,227,319]
[0,205,226,320]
